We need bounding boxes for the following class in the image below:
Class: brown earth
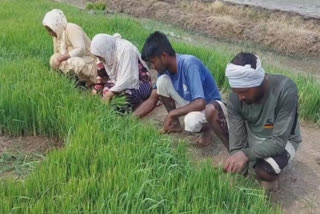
[1,113,319,213]
[46,1,320,212]
[105,0,320,57]
[143,104,320,214]
[0,136,62,179]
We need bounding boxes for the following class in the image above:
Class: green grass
[86,1,106,11]
[1,0,314,213]
[0,151,43,178]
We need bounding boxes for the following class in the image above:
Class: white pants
[156,74,226,133]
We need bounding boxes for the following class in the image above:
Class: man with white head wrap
[219,52,301,190]
[42,9,97,87]
[90,33,152,109]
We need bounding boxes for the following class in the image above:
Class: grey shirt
[228,73,302,161]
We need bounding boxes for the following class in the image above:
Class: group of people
[43,9,302,190]
[43,9,152,109]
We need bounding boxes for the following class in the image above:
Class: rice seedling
[1,0,318,213]
[86,2,106,11]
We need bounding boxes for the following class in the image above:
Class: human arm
[66,24,87,58]
[56,53,71,63]
[110,46,139,93]
[133,89,159,118]
[242,82,299,161]
[223,93,249,173]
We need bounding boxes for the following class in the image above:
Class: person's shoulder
[269,73,297,93]
[227,92,241,111]
[65,23,83,33]
[66,23,80,30]
[116,40,140,60]
[229,92,239,104]
[179,54,201,64]
[118,39,137,52]
[112,37,132,51]
[179,54,205,72]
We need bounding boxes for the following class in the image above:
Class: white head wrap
[225,56,265,88]
[90,33,121,67]
[42,9,67,39]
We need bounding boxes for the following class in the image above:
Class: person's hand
[54,58,61,67]
[57,54,71,64]
[223,151,248,173]
[102,90,115,104]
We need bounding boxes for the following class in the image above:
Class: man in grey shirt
[205,52,302,190]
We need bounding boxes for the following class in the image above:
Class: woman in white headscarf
[90,33,152,110]
[42,9,97,87]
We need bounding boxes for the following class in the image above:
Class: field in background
[105,0,320,57]
[0,0,280,213]
[0,0,319,213]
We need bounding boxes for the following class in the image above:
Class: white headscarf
[42,9,68,54]
[42,9,67,39]
[225,56,265,88]
[90,33,144,92]
[90,33,120,68]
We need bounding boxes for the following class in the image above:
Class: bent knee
[255,160,279,182]
[156,74,170,89]
[205,104,218,122]
[156,74,172,97]
[184,112,205,133]
[49,53,61,70]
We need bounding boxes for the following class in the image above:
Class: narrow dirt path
[0,136,62,179]
[143,105,320,214]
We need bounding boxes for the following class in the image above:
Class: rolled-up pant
[156,74,227,133]
[50,53,97,87]
[247,126,297,175]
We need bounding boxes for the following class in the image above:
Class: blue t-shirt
[161,54,221,103]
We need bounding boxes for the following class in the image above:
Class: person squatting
[43,9,302,191]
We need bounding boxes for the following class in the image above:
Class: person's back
[163,54,221,104]
[64,23,92,57]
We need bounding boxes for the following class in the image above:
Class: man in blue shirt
[134,32,228,147]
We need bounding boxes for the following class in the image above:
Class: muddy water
[225,0,320,18]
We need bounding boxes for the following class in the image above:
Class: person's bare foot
[261,180,279,192]
[191,124,212,147]
[160,126,183,134]
[194,130,212,147]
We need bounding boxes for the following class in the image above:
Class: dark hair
[141,31,176,62]
[231,52,257,69]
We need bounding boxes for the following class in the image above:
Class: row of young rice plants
[0,0,315,213]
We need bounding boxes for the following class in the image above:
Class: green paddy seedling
[1,0,318,213]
